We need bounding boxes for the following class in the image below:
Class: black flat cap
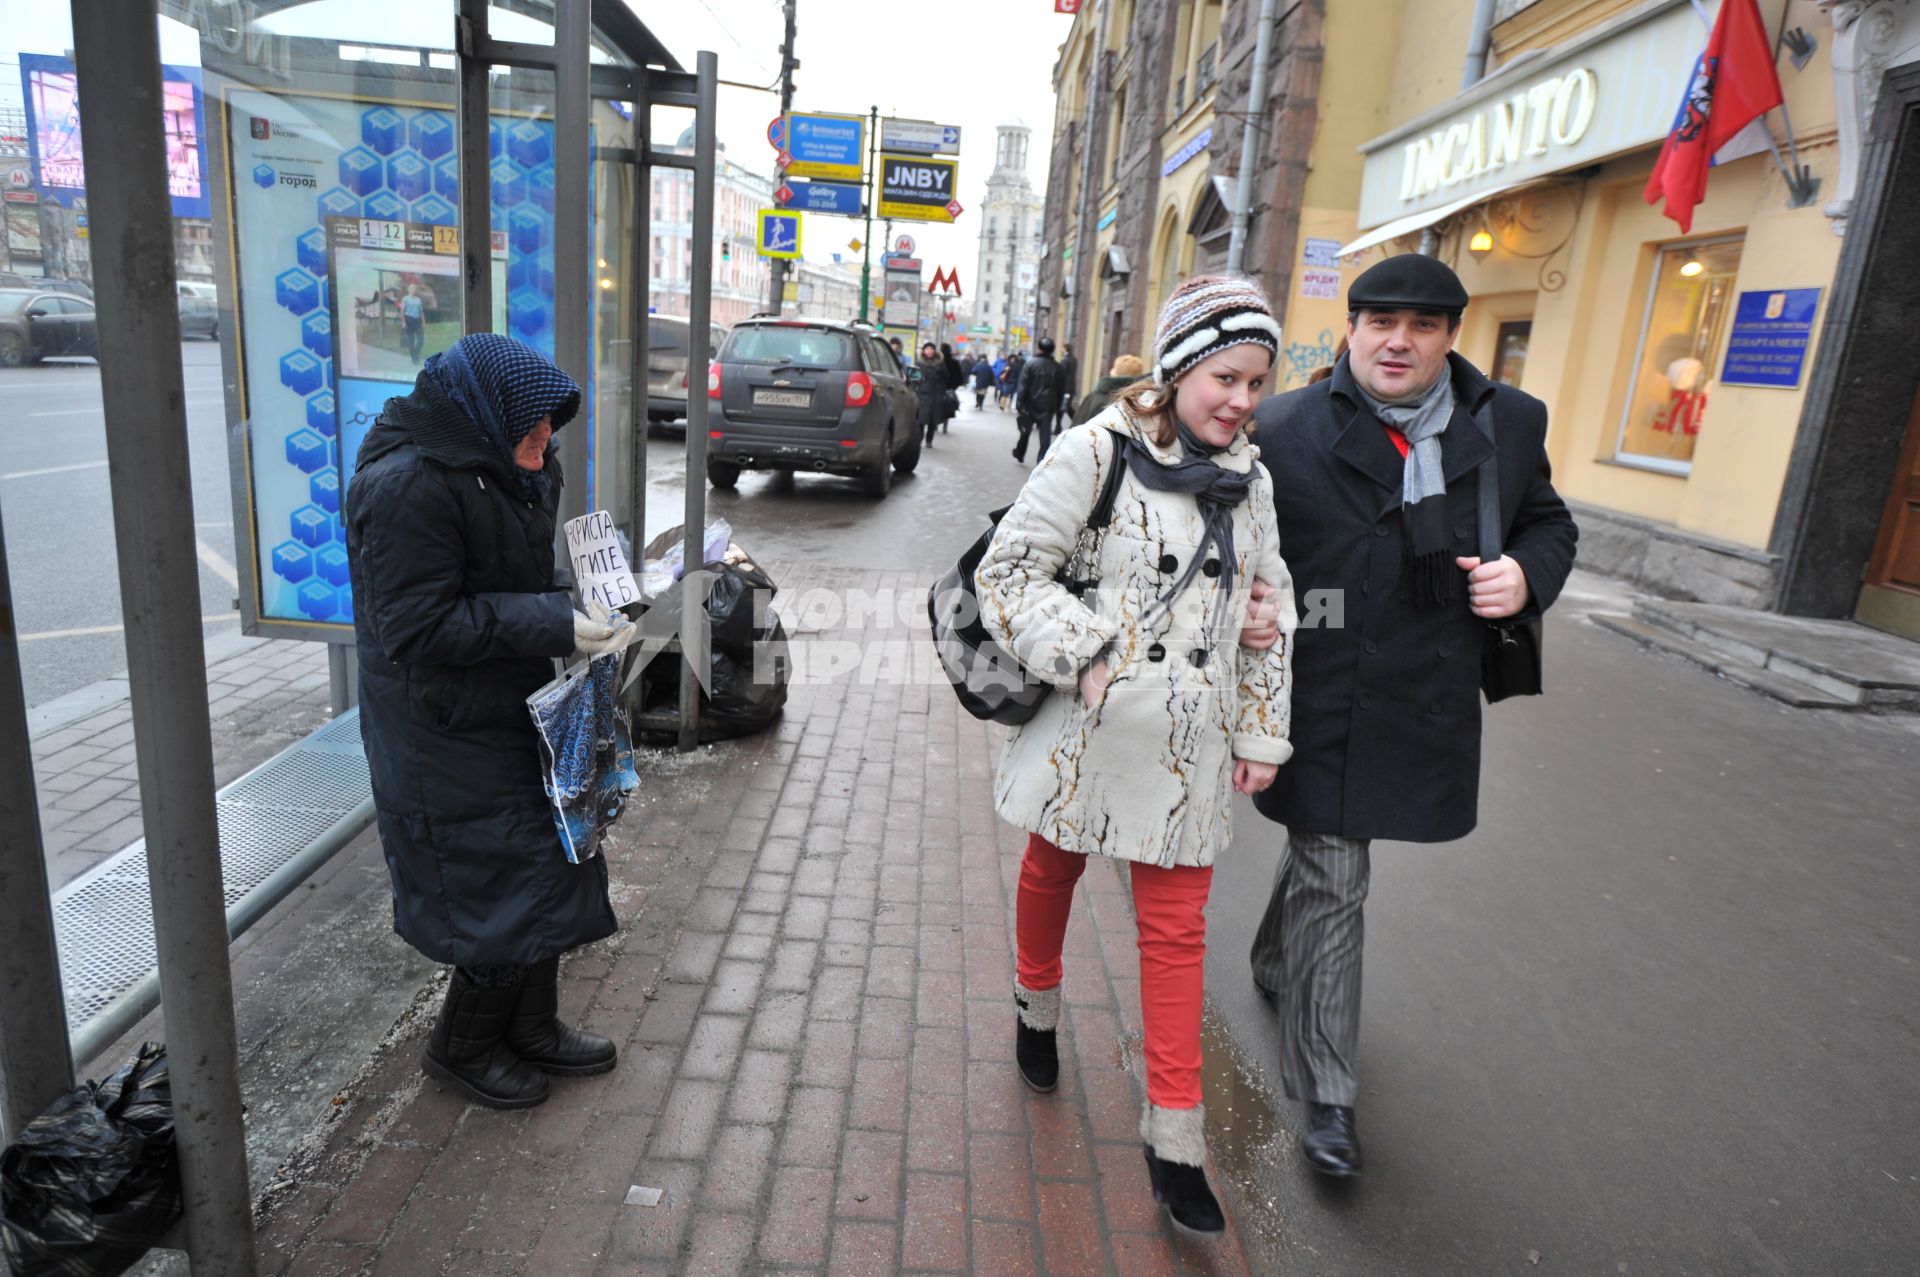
[1348,253,1470,316]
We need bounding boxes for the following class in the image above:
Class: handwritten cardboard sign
[565,511,639,610]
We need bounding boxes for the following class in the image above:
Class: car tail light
[839,439,858,448]
[845,370,873,407]
[709,430,724,439]
[707,361,722,399]
[679,370,689,389]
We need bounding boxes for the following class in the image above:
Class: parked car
[43,276,93,301]
[646,314,727,427]
[706,317,919,497]
[0,289,99,366]
[178,290,219,340]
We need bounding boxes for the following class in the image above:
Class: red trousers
[1015,833,1213,1110]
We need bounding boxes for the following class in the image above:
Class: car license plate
[753,389,811,408]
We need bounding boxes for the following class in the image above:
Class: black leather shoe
[1302,1103,1361,1177]
[1015,1020,1058,1092]
[422,970,550,1109]
[506,956,617,1076]
[1143,1145,1226,1236]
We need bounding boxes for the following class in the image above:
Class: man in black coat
[1238,254,1577,1177]
[1012,337,1065,464]
[346,333,631,1111]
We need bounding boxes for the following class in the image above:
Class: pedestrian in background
[401,283,426,365]
[1074,352,1147,426]
[345,332,631,1111]
[915,341,947,448]
[1012,337,1066,463]
[889,336,908,371]
[1237,254,1577,1177]
[971,353,996,409]
[975,275,1297,1235]
[940,341,964,433]
[1000,352,1023,411]
[1058,340,1080,422]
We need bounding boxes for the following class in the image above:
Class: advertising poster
[19,53,211,219]
[3,201,41,261]
[223,86,562,628]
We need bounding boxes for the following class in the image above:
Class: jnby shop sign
[1354,0,1699,229]
[1397,68,1596,202]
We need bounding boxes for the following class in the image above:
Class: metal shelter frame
[0,2,719,1271]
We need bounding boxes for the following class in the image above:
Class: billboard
[19,52,212,219]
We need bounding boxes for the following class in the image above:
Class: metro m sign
[1056,0,1082,12]
[929,266,962,296]
[879,153,961,223]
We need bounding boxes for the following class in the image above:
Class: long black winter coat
[1251,352,1577,843]
[915,356,947,428]
[344,379,616,966]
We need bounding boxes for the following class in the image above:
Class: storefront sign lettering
[1399,68,1597,202]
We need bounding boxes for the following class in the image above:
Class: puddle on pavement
[1198,1002,1292,1251]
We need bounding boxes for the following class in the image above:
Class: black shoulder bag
[1475,407,1544,702]
[929,429,1127,725]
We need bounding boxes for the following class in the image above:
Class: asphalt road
[0,340,240,708]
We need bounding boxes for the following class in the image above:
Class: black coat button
[1189,648,1209,668]
[1158,553,1179,573]
[1147,643,1167,662]
[1202,559,1221,578]
[1374,525,1389,538]
[1363,639,1378,655]
[1429,700,1444,714]
[1357,694,1372,710]
[1437,644,1452,658]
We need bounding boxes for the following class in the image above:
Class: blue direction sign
[779,178,865,216]
[785,113,865,181]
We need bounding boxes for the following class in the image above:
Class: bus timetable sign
[878,153,960,223]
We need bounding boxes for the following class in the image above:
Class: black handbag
[1474,407,1543,702]
[929,429,1127,724]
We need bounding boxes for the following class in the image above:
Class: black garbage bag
[634,559,789,746]
[1,1043,182,1277]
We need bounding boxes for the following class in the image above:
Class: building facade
[648,138,773,329]
[1043,0,1920,637]
[971,122,1046,361]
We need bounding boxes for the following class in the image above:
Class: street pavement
[30,394,1918,1273]
[0,340,242,707]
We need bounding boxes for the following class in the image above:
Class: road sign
[775,150,792,170]
[881,118,962,156]
[894,234,915,255]
[5,167,28,187]
[756,208,802,260]
[785,112,865,181]
[775,182,794,204]
[778,178,865,216]
[945,199,964,220]
[767,116,786,148]
[970,323,993,335]
[848,238,862,252]
[878,154,960,223]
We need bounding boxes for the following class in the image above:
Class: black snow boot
[422,969,550,1109]
[1142,1104,1226,1236]
[505,956,617,1076]
[1014,982,1061,1092]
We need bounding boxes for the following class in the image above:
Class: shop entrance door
[1858,386,1920,640]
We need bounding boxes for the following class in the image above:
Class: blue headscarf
[422,333,580,501]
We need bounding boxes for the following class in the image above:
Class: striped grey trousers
[1247,829,1372,1106]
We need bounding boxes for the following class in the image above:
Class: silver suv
[706,317,919,498]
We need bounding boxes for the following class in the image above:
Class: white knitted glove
[570,599,627,661]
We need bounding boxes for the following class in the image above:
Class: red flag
[1643,0,1783,232]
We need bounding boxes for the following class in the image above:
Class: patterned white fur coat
[975,403,1298,869]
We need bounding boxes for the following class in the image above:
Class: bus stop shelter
[0,2,720,1271]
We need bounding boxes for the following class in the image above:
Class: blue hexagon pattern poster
[227,88,575,628]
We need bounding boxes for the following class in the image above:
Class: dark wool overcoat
[1251,352,1577,843]
[344,378,616,966]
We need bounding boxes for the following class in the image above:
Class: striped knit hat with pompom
[1150,274,1282,385]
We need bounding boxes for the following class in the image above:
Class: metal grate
[51,708,374,1035]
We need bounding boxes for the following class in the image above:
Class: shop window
[1614,237,1744,472]
[1492,320,1531,387]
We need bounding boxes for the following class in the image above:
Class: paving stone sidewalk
[254,564,1256,1277]
[30,631,334,890]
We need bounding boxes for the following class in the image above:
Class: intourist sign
[1354,0,1700,229]
[1396,67,1597,201]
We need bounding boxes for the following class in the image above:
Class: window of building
[1614,237,1744,472]
[1105,85,1127,185]
[1492,321,1531,387]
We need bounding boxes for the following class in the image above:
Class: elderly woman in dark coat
[915,341,947,447]
[345,332,629,1111]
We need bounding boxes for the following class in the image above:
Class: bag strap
[1088,427,1128,530]
[1473,401,1503,564]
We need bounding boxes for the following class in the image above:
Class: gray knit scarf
[1113,423,1252,635]
[1356,368,1457,608]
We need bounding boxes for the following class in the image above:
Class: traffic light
[721,237,731,263]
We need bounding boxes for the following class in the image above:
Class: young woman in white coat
[974,275,1298,1235]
